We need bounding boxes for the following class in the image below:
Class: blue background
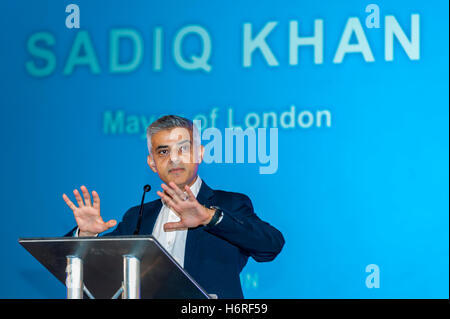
[0,0,448,298]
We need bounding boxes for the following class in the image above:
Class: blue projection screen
[0,0,448,298]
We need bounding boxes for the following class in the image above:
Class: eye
[158,149,169,156]
[180,144,190,152]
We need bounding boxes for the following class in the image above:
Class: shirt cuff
[74,228,98,237]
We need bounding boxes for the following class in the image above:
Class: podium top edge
[18,235,156,243]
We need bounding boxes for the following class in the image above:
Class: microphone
[133,184,152,235]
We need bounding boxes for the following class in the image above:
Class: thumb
[164,221,184,232]
[105,219,117,228]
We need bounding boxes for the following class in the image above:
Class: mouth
[169,167,185,174]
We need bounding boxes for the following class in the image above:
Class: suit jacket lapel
[196,180,215,207]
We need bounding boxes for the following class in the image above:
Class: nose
[169,147,181,164]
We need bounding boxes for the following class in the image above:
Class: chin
[166,173,189,185]
[160,168,195,187]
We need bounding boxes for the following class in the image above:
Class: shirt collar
[188,175,203,198]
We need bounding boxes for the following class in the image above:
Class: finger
[169,182,185,198]
[157,190,176,207]
[92,190,100,210]
[73,189,85,207]
[161,184,181,203]
[80,185,92,207]
[157,191,179,211]
[62,194,77,211]
[184,185,197,202]
[164,221,185,232]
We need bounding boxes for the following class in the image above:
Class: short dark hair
[146,115,198,153]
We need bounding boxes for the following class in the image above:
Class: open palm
[62,185,116,236]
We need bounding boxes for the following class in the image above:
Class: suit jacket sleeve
[204,194,285,262]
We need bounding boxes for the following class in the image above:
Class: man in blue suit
[63,115,284,299]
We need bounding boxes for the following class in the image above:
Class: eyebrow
[178,140,191,146]
[155,145,169,152]
[154,140,191,151]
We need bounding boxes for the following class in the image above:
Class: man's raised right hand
[62,185,117,237]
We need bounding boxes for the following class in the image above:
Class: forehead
[151,127,192,146]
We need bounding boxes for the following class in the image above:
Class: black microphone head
[143,184,151,192]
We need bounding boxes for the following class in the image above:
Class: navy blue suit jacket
[67,180,284,298]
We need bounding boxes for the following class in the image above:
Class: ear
[147,155,157,173]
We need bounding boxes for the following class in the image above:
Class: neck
[178,175,198,190]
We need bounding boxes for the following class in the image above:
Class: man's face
[147,127,203,188]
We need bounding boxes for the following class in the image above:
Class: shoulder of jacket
[212,189,252,206]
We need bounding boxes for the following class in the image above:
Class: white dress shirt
[151,176,203,268]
